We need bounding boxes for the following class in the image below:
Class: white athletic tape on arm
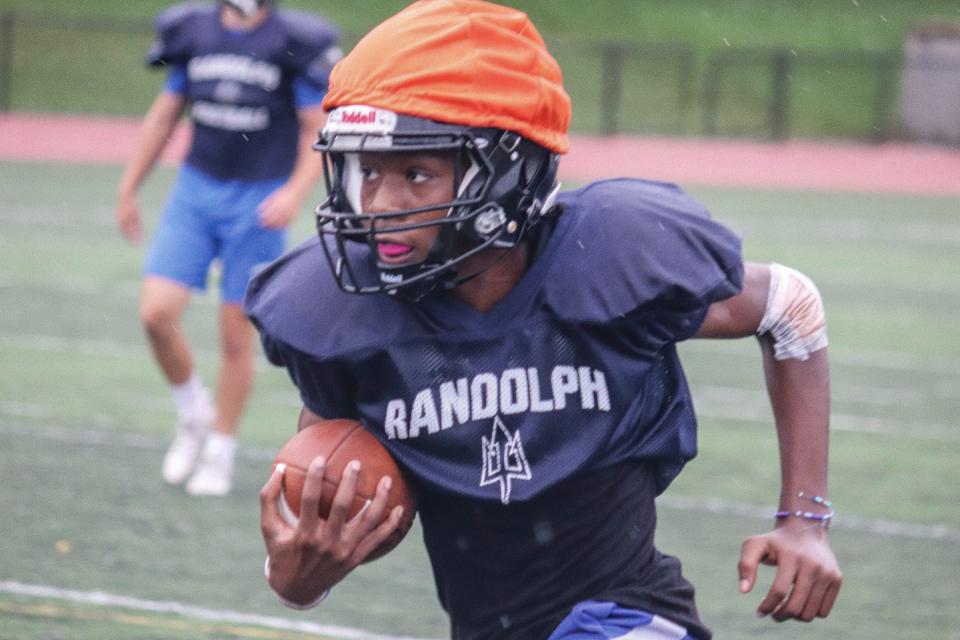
[264,556,330,610]
[756,263,828,361]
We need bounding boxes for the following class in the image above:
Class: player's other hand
[738,524,842,622]
[257,185,303,229]
[259,456,405,606]
[116,191,143,243]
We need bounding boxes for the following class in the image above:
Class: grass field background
[1,160,958,639]
[2,1,959,138]
[5,0,956,50]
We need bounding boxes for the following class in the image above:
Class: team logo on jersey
[479,416,531,504]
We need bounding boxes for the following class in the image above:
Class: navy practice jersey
[245,178,743,638]
[146,2,339,181]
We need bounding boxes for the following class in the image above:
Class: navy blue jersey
[247,178,742,499]
[147,2,339,181]
[245,178,742,638]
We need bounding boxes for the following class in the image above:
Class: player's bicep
[695,261,770,339]
[142,90,187,134]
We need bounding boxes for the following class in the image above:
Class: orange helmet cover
[322,0,571,154]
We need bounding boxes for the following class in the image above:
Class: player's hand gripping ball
[273,419,417,560]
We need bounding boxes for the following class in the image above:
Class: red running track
[1,113,958,196]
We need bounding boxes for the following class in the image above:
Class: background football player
[115,0,340,495]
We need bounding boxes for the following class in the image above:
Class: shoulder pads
[145,1,215,67]
[544,179,743,328]
[244,236,412,360]
[277,9,342,88]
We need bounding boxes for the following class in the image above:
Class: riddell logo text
[339,110,378,124]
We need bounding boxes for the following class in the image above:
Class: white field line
[4,328,960,379]
[0,380,955,443]
[0,333,287,381]
[0,421,277,461]
[0,333,252,370]
[826,218,960,247]
[0,274,214,303]
[2,329,957,441]
[703,406,960,442]
[1,421,957,543]
[0,334,960,442]
[0,333,154,359]
[0,276,143,299]
[657,496,960,543]
[680,340,960,377]
[696,382,951,409]
[5,206,960,245]
[4,392,954,443]
[692,385,960,442]
[0,211,118,229]
[0,581,439,640]
[816,272,960,297]
[5,268,960,299]
[730,219,960,249]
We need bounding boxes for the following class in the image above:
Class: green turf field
[1,161,958,639]
[2,1,959,138]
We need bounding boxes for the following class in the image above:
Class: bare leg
[140,276,194,384]
[185,302,253,496]
[141,276,214,486]
[213,302,255,436]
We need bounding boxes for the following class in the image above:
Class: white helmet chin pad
[341,154,363,215]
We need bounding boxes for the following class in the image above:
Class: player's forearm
[281,143,325,202]
[118,92,185,197]
[761,342,831,513]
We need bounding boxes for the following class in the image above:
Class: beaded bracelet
[774,509,835,524]
[775,491,835,527]
[795,491,832,508]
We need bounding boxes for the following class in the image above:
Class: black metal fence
[700,47,898,142]
[0,11,904,141]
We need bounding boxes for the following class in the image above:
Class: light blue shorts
[548,601,697,640]
[144,164,288,303]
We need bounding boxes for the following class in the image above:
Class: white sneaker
[186,434,236,497]
[161,392,214,485]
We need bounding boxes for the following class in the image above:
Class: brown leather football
[273,419,416,560]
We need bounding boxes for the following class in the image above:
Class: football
[273,418,417,560]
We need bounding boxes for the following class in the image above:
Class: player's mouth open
[378,241,415,262]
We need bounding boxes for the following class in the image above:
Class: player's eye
[407,167,431,184]
[360,165,380,181]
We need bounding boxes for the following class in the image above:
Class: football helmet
[221,0,273,18]
[315,104,561,300]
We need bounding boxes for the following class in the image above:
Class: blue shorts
[548,601,697,640]
[144,164,288,303]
